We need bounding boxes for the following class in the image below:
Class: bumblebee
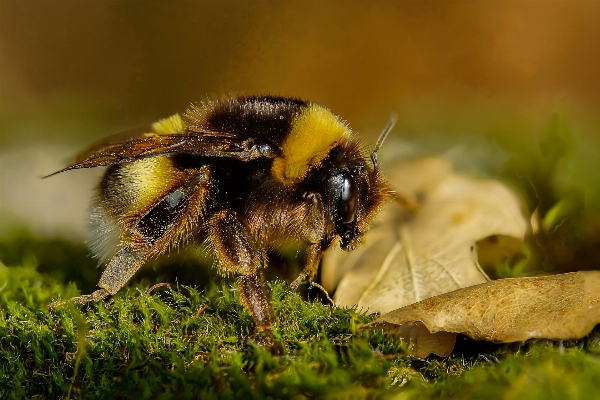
[50,96,390,331]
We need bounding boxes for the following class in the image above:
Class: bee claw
[72,289,111,304]
[250,328,284,356]
[47,299,69,311]
[289,274,306,292]
[48,288,111,310]
[308,281,335,306]
[146,282,172,295]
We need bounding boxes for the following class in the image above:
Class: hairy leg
[209,210,275,330]
[50,165,211,309]
[289,243,324,291]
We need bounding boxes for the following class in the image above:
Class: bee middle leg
[209,210,275,330]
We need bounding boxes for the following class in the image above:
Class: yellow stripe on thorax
[271,104,351,184]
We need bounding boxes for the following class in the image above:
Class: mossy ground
[1,234,600,399]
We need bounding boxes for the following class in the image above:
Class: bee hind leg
[97,246,148,296]
[50,166,211,310]
[48,246,148,310]
[48,289,111,310]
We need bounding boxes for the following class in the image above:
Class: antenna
[370,114,396,168]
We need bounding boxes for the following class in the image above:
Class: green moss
[0,260,393,399]
[398,345,600,399]
[1,236,600,399]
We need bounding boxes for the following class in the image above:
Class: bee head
[308,140,387,251]
[322,118,393,250]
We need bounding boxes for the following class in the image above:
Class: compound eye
[338,174,358,224]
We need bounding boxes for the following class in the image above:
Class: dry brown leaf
[385,321,459,358]
[323,157,527,314]
[363,271,600,358]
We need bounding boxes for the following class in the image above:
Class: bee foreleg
[290,193,326,291]
[289,243,324,291]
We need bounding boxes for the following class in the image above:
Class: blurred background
[1,1,599,282]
